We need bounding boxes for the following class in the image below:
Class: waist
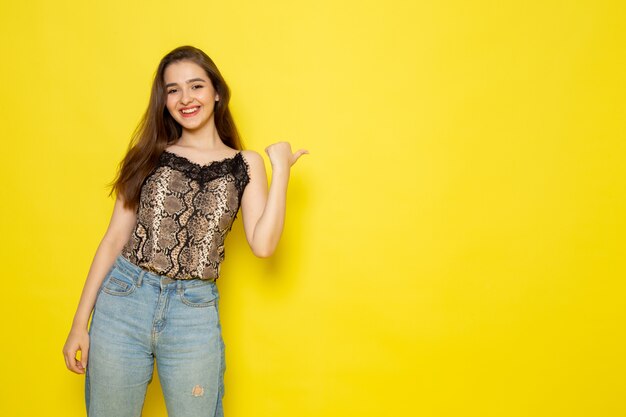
[114,254,217,289]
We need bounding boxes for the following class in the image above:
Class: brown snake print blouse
[121,150,250,280]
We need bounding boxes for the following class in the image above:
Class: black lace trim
[160,150,250,194]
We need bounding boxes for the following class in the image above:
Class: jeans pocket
[101,266,137,297]
[180,282,218,307]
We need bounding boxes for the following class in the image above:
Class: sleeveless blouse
[121,150,250,280]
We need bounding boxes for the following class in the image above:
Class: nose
[180,88,193,105]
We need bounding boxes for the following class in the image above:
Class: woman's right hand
[62,327,90,374]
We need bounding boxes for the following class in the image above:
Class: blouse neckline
[162,149,242,170]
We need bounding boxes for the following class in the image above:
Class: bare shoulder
[240,150,266,182]
[240,149,265,168]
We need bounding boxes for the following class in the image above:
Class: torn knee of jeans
[192,385,204,397]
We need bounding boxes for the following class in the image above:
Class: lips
[179,106,200,118]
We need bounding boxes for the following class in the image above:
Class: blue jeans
[85,254,225,417]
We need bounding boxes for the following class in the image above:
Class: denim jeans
[85,254,225,417]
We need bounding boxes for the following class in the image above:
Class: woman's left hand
[265,142,308,172]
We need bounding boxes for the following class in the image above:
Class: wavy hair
[109,45,243,210]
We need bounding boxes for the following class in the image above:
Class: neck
[177,120,223,150]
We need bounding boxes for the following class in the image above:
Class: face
[163,60,219,131]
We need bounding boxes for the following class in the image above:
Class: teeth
[181,107,199,114]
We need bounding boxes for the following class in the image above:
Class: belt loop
[137,271,144,287]
[176,280,182,295]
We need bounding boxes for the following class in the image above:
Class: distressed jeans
[85,254,225,417]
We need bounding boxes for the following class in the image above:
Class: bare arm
[62,195,137,374]
[240,142,307,258]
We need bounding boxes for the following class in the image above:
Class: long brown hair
[109,45,243,210]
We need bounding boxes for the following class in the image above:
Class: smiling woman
[107,46,246,208]
[61,45,308,417]
[165,67,219,127]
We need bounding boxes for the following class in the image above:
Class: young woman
[62,45,307,417]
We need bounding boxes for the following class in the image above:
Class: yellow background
[1,1,625,416]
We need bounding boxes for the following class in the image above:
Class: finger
[75,358,86,374]
[65,349,80,373]
[63,346,75,370]
[63,350,70,370]
[293,149,309,162]
[68,346,86,374]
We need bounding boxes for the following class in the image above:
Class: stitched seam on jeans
[102,276,136,296]
[179,294,217,307]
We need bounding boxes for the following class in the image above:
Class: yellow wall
[1,1,624,416]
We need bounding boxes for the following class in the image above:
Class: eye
[167,89,177,94]
[192,84,203,90]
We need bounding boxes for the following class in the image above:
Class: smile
[180,106,200,117]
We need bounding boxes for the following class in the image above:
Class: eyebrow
[165,78,207,88]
